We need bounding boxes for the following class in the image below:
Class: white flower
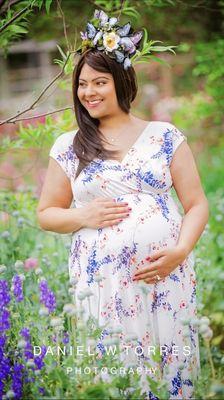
[103,31,120,52]
[0,265,7,274]
[26,360,35,368]
[17,339,27,349]
[68,287,76,295]
[5,390,15,399]
[63,303,77,316]
[199,316,210,326]
[50,317,63,327]
[201,327,213,340]
[35,268,43,275]
[14,260,24,269]
[199,324,210,334]
[39,307,49,316]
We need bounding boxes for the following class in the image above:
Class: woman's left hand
[132,246,188,284]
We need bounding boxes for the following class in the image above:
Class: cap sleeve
[172,124,187,154]
[166,123,187,166]
[49,130,78,179]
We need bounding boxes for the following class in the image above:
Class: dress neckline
[102,121,153,165]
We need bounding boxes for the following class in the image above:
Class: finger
[99,218,124,228]
[133,262,159,276]
[102,212,130,221]
[133,271,156,281]
[148,250,166,261]
[104,202,130,208]
[144,278,158,284]
[104,206,131,214]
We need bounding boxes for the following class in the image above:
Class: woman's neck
[98,113,139,132]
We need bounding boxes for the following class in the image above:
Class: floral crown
[77,9,143,70]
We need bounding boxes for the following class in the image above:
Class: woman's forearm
[37,207,84,234]
[176,200,209,256]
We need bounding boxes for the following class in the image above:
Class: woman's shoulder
[149,120,177,131]
[149,120,187,140]
[52,128,78,147]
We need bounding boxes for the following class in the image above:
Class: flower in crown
[77,9,143,70]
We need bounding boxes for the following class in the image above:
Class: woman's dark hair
[72,48,138,179]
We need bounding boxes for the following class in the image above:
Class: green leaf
[9,25,28,34]
[150,45,176,54]
[147,54,171,67]
[122,7,141,20]
[56,44,67,60]
[45,0,53,14]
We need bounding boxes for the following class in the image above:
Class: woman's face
[77,63,121,120]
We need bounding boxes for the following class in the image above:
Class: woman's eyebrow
[79,76,110,82]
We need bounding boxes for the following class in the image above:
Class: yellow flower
[103,31,120,52]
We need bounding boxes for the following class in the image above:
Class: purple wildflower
[39,280,56,314]
[34,345,46,370]
[12,275,24,302]
[0,280,11,308]
[11,363,24,399]
[62,331,70,345]
[0,309,10,332]
[39,387,46,395]
[0,334,11,398]
[20,328,33,361]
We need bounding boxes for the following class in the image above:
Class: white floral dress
[49,121,200,400]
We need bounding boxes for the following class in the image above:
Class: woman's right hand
[79,197,132,229]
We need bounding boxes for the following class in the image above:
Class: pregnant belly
[72,193,183,265]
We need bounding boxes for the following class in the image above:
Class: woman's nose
[84,85,97,97]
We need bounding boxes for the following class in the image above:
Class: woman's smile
[85,99,103,108]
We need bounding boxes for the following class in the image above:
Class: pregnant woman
[37,10,209,400]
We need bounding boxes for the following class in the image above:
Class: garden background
[0,0,224,399]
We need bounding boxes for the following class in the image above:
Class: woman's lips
[85,100,103,109]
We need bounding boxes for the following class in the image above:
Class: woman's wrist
[175,243,191,260]
[72,207,86,229]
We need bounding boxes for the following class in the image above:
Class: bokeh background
[0,1,224,399]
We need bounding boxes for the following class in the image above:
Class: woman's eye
[79,81,106,87]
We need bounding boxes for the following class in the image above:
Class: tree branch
[56,0,70,51]
[0,0,25,16]
[2,106,74,124]
[0,2,31,33]
[0,51,72,125]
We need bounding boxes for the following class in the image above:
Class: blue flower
[12,275,24,302]
[123,57,132,70]
[86,22,96,39]
[39,280,56,314]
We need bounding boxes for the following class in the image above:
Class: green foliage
[131,27,176,67]
[173,39,224,129]
[0,0,53,55]
[192,39,224,125]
